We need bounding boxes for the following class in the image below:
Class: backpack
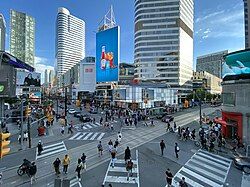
[176,146,180,151]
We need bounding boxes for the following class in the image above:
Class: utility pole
[199,99,202,126]
[64,87,67,125]
[20,99,24,150]
[0,98,4,133]
[27,116,31,148]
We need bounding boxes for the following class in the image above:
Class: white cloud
[34,56,54,84]
[195,5,244,41]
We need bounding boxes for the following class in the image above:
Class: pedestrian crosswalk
[70,177,82,187]
[103,150,140,186]
[36,141,67,160]
[74,122,101,131]
[69,132,105,141]
[171,149,232,187]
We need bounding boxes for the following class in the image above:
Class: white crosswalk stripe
[74,122,101,131]
[103,150,140,186]
[36,142,67,160]
[69,132,105,141]
[171,149,232,187]
[70,177,82,187]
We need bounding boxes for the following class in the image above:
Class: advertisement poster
[96,26,120,82]
[29,92,41,102]
[16,71,41,87]
[222,49,250,80]
[113,89,126,100]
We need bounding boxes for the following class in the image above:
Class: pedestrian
[29,161,37,184]
[165,168,173,187]
[179,177,188,187]
[75,158,83,181]
[110,124,114,131]
[126,159,133,181]
[117,131,122,143]
[81,153,87,171]
[175,142,180,159]
[160,140,166,156]
[37,140,43,155]
[178,126,181,137]
[151,119,154,126]
[174,122,177,131]
[23,131,28,141]
[114,139,119,148]
[124,146,131,163]
[100,117,103,125]
[93,117,96,124]
[61,125,65,135]
[108,140,113,152]
[111,149,117,168]
[53,158,61,175]
[18,133,21,144]
[167,122,170,132]
[97,141,103,156]
[68,122,73,134]
[62,154,70,174]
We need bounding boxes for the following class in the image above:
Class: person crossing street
[75,158,83,181]
[53,158,61,175]
[81,153,87,171]
[160,140,166,156]
[165,168,173,187]
[175,142,180,159]
[97,141,103,157]
[62,154,70,174]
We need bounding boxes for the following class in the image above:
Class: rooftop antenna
[98,5,116,32]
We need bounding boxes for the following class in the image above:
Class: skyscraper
[0,14,6,51]
[134,0,194,89]
[56,7,85,78]
[44,69,48,84]
[244,0,250,49]
[10,10,35,67]
[48,69,54,83]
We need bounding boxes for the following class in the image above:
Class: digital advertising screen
[222,49,250,81]
[96,26,120,82]
[29,92,41,102]
[113,89,126,100]
[16,71,41,87]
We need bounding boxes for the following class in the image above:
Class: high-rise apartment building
[56,7,85,77]
[10,10,35,67]
[134,0,194,89]
[44,69,48,84]
[196,50,228,78]
[0,14,6,51]
[244,0,250,48]
[49,69,54,83]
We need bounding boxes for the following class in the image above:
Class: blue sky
[0,0,245,79]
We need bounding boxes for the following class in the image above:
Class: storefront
[214,111,243,140]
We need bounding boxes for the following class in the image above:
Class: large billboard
[113,89,126,100]
[16,71,41,87]
[96,26,120,82]
[222,49,250,81]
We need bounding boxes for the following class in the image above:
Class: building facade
[0,14,6,51]
[119,63,135,85]
[244,0,250,48]
[44,69,48,85]
[48,69,54,83]
[192,71,222,94]
[196,50,228,78]
[10,10,35,67]
[56,7,85,77]
[134,0,194,90]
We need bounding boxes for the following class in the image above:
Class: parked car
[74,111,81,118]
[233,156,250,174]
[68,109,76,114]
[80,114,91,123]
[161,115,174,123]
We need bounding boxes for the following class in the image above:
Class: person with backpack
[97,141,103,157]
[165,168,173,187]
[62,154,70,174]
[179,177,188,187]
[160,140,166,156]
[124,146,131,163]
[110,149,117,168]
[126,159,133,181]
[81,153,87,171]
[29,162,37,184]
[53,158,61,175]
[175,142,180,159]
[75,158,83,181]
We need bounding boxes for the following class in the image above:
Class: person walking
[165,168,173,187]
[97,141,103,157]
[37,140,43,155]
[179,177,188,187]
[23,131,28,141]
[68,121,73,134]
[100,117,103,125]
[62,154,70,174]
[111,149,117,168]
[108,140,113,152]
[124,146,131,163]
[160,140,166,156]
[61,125,65,135]
[126,159,133,181]
[75,158,83,181]
[53,158,61,175]
[175,142,180,159]
[81,153,87,171]
[29,162,37,185]
[117,132,122,143]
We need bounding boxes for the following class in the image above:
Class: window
[222,93,235,106]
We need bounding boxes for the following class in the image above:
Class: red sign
[85,68,93,73]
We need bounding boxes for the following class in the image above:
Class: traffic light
[0,133,11,158]
[25,106,32,117]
